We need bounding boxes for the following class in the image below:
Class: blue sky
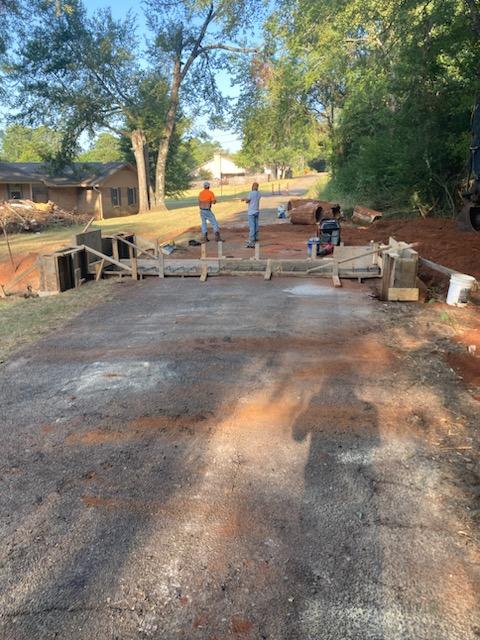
[83,0,242,152]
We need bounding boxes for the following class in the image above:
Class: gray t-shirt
[247,190,261,215]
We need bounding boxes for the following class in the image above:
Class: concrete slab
[0,278,477,639]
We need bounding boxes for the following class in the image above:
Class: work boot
[215,231,222,242]
[201,233,209,243]
[245,240,255,248]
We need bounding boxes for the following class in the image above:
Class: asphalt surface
[0,277,478,639]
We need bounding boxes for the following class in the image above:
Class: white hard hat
[203,181,210,188]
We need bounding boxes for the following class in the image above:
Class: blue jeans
[248,213,259,241]
[200,208,220,234]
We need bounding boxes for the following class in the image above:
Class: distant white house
[197,153,246,181]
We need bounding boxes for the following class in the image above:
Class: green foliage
[187,137,221,167]
[0,124,62,161]
[233,54,327,175]
[77,133,123,162]
[263,0,480,213]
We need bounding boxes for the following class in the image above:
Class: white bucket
[446,273,476,306]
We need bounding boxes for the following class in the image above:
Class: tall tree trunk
[144,140,156,209]
[155,59,181,209]
[131,129,150,212]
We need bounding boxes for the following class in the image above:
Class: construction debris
[0,199,90,233]
[352,205,383,224]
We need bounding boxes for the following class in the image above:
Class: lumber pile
[0,199,90,233]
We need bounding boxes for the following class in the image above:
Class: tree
[234,56,325,177]
[10,0,156,212]
[266,0,480,213]
[187,136,222,167]
[0,124,63,161]
[77,133,123,162]
[144,0,263,208]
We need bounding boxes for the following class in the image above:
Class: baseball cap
[203,181,210,188]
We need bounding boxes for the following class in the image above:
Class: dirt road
[0,277,478,639]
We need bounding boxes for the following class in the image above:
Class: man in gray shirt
[242,182,261,248]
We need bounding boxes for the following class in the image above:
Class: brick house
[0,161,139,219]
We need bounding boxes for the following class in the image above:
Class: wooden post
[380,251,398,300]
[255,242,260,260]
[112,237,120,262]
[158,248,164,278]
[201,243,207,259]
[200,263,208,282]
[128,245,138,280]
[217,240,223,259]
[74,267,82,288]
[264,259,272,280]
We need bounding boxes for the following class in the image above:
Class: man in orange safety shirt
[198,181,222,242]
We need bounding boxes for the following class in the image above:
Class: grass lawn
[0,280,119,363]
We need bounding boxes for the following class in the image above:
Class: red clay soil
[340,218,480,280]
[0,252,40,291]
[446,352,480,387]
[220,217,479,298]
[209,218,480,279]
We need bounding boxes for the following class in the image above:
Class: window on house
[8,184,23,199]
[110,187,121,206]
[127,187,137,206]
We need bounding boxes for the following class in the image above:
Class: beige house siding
[99,167,139,219]
[48,187,79,211]
[77,187,101,217]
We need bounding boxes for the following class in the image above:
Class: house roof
[0,162,134,187]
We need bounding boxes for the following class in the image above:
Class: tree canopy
[254,0,480,212]
[0,124,62,162]
[77,133,123,163]
[0,0,477,215]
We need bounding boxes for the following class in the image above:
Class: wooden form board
[333,243,382,270]
[74,230,102,265]
[387,287,420,301]
[115,257,381,279]
[381,237,419,301]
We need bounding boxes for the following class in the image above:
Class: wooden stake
[332,262,342,288]
[82,217,95,233]
[2,224,16,271]
[128,245,138,280]
[95,259,106,281]
[217,240,223,259]
[201,243,207,259]
[255,242,260,260]
[264,259,272,280]
[200,263,208,282]
[158,249,165,279]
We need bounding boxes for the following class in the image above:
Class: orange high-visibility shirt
[199,189,216,208]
